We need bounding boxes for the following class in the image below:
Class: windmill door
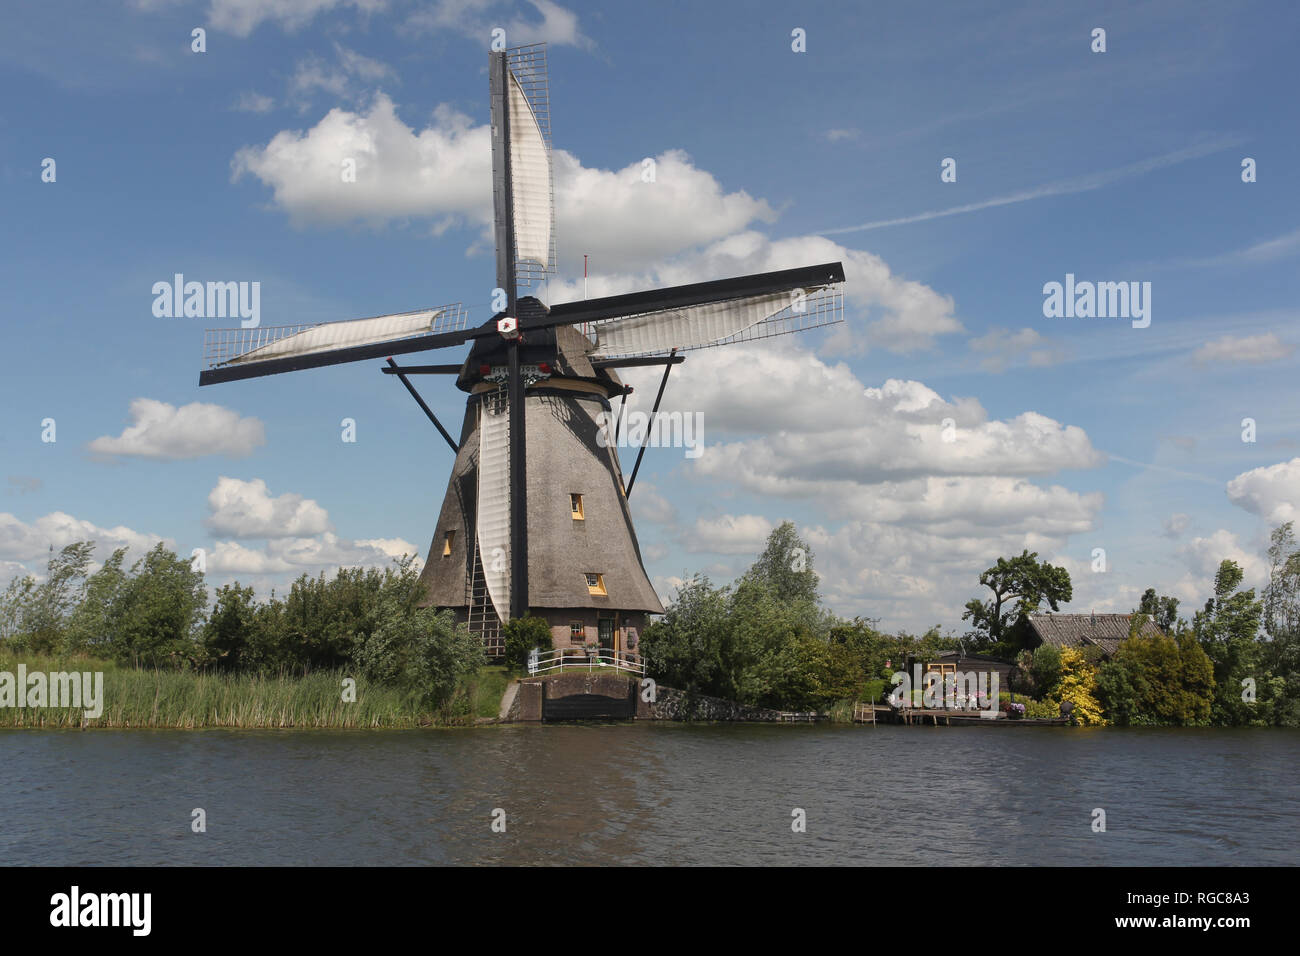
[598,617,615,653]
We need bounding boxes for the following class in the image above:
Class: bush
[1025,645,1062,697]
[502,615,553,671]
[1025,697,1060,719]
[354,606,484,707]
[1056,647,1106,725]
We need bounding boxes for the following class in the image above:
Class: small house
[1026,612,1162,660]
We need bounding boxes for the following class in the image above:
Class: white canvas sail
[588,292,795,359]
[227,309,444,365]
[507,71,551,271]
[476,394,512,621]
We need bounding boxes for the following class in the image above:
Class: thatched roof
[417,323,662,616]
[1027,612,1162,657]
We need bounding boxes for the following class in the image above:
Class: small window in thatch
[570,493,584,519]
[585,572,606,595]
[442,531,455,557]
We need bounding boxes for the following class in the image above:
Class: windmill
[199,44,845,658]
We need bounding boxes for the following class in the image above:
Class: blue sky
[2,0,1297,634]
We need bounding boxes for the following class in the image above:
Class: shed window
[570,493,584,519]
[585,573,606,595]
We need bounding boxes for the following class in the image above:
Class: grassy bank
[0,653,510,729]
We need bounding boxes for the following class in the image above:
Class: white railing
[528,648,645,677]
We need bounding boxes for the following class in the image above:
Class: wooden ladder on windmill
[466,544,504,659]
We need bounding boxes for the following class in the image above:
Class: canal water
[2,724,1296,865]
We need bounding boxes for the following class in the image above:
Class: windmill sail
[224,309,450,365]
[492,43,554,290]
[586,284,843,359]
[199,305,470,384]
[507,71,551,272]
[476,391,512,621]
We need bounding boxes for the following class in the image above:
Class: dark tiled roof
[1027,613,1162,656]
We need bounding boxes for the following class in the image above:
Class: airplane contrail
[820,139,1241,236]
[1106,454,1222,486]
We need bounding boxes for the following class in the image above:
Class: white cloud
[231,99,774,267]
[1226,458,1300,524]
[629,483,677,526]
[1170,529,1269,605]
[232,96,491,228]
[232,97,960,351]
[968,326,1068,372]
[1192,333,1296,365]
[556,232,962,352]
[234,91,275,113]
[549,152,775,272]
[204,477,332,538]
[207,0,387,37]
[686,514,774,554]
[1162,513,1191,538]
[0,511,166,565]
[6,476,42,496]
[623,345,1101,492]
[615,340,1106,627]
[288,43,397,109]
[1171,227,1300,270]
[206,532,419,575]
[801,521,1070,629]
[89,399,265,460]
[407,0,591,48]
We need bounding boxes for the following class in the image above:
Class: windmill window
[570,621,585,642]
[442,531,455,557]
[585,573,607,595]
[570,493,584,519]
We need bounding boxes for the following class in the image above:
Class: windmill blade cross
[191,41,849,661]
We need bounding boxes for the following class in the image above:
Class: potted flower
[584,640,598,661]
[1008,702,1026,720]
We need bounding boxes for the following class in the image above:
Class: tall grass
[0,652,498,729]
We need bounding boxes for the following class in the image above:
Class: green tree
[1096,655,1148,726]
[962,550,1072,655]
[0,575,36,644]
[5,542,96,653]
[1019,644,1063,699]
[111,543,208,668]
[740,520,833,638]
[1261,523,1300,725]
[64,547,128,654]
[1135,587,1181,634]
[640,574,730,698]
[353,602,483,707]
[201,583,260,671]
[743,521,817,599]
[1193,560,1264,725]
[1100,630,1214,725]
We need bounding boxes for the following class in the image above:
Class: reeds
[0,653,487,729]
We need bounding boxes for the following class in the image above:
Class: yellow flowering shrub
[1057,646,1107,725]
